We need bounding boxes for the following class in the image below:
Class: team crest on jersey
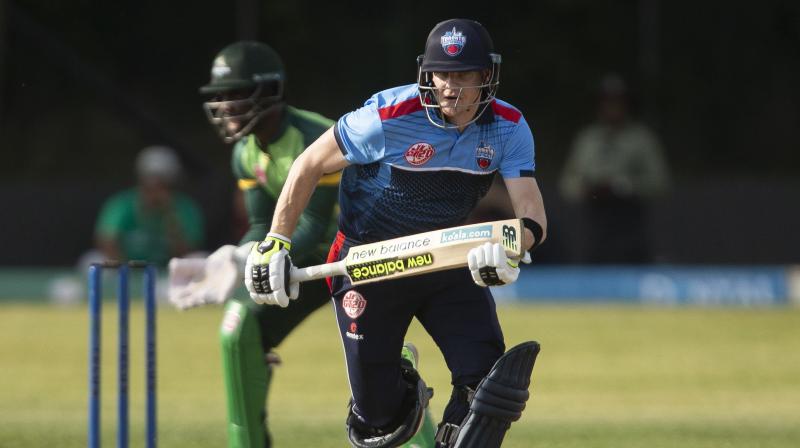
[441,27,466,56]
[342,290,367,319]
[405,142,435,166]
[254,164,267,185]
[476,143,495,170]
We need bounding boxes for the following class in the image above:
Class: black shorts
[249,278,332,350]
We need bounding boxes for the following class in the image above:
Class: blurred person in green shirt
[560,74,670,263]
[94,145,205,266]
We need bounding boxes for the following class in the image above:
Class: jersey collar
[268,106,292,144]
[476,100,496,125]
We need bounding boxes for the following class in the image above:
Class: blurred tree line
[1,0,798,183]
[0,0,798,265]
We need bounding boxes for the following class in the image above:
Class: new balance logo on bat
[347,253,435,282]
[502,225,518,252]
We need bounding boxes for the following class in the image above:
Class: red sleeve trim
[377,97,424,121]
[491,100,522,123]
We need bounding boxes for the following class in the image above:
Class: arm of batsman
[167,242,254,310]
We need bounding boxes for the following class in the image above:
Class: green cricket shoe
[400,342,437,448]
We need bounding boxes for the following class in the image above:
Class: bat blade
[290,219,523,285]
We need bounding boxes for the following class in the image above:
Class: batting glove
[467,242,520,287]
[245,233,299,307]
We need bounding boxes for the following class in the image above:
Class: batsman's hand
[168,243,253,310]
[467,242,521,287]
[245,233,299,307]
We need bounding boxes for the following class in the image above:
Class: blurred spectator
[560,74,670,263]
[93,145,205,266]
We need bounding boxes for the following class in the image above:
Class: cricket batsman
[167,41,435,448]
[245,19,547,448]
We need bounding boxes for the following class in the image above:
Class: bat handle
[291,260,347,283]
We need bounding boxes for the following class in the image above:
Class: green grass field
[1,302,799,447]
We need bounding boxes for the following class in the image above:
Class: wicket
[88,261,157,448]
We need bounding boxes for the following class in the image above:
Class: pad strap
[435,423,460,446]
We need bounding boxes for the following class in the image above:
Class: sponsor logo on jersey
[342,290,367,319]
[476,143,495,170]
[441,27,466,56]
[254,163,267,185]
[502,225,518,253]
[346,321,364,340]
[347,253,435,282]
[405,142,435,166]
[346,331,364,341]
[440,224,493,243]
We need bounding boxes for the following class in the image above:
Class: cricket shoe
[264,351,282,366]
[400,342,437,448]
[401,342,420,370]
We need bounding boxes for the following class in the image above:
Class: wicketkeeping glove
[167,242,253,310]
[244,233,299,307]
[467,242,521,287]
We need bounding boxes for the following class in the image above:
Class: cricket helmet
[201,41,286,143]
[417,19,502,128]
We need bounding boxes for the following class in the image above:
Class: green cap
[200,41,285,94]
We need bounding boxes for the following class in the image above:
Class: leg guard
[452,341,541,448]
[220,299,272,448]
[347,361,432,448]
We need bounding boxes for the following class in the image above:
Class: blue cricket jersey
[333,83,535,243]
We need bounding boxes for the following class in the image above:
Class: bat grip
[290,260,347,283]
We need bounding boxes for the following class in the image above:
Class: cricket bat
[290,219,524,285]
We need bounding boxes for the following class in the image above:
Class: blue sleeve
[334,98,386,164]
[499,116,536,178]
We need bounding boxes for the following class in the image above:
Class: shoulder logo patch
[405,142,435,166]
[342,290,367,319]
[476,142,495,170]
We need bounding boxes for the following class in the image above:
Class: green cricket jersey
[232,106,339,266]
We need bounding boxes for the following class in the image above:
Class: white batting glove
[245,234,299,307]
[467,242,521,287]
[168,243,253,310]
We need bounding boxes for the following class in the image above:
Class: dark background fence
[1,0,798,265]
